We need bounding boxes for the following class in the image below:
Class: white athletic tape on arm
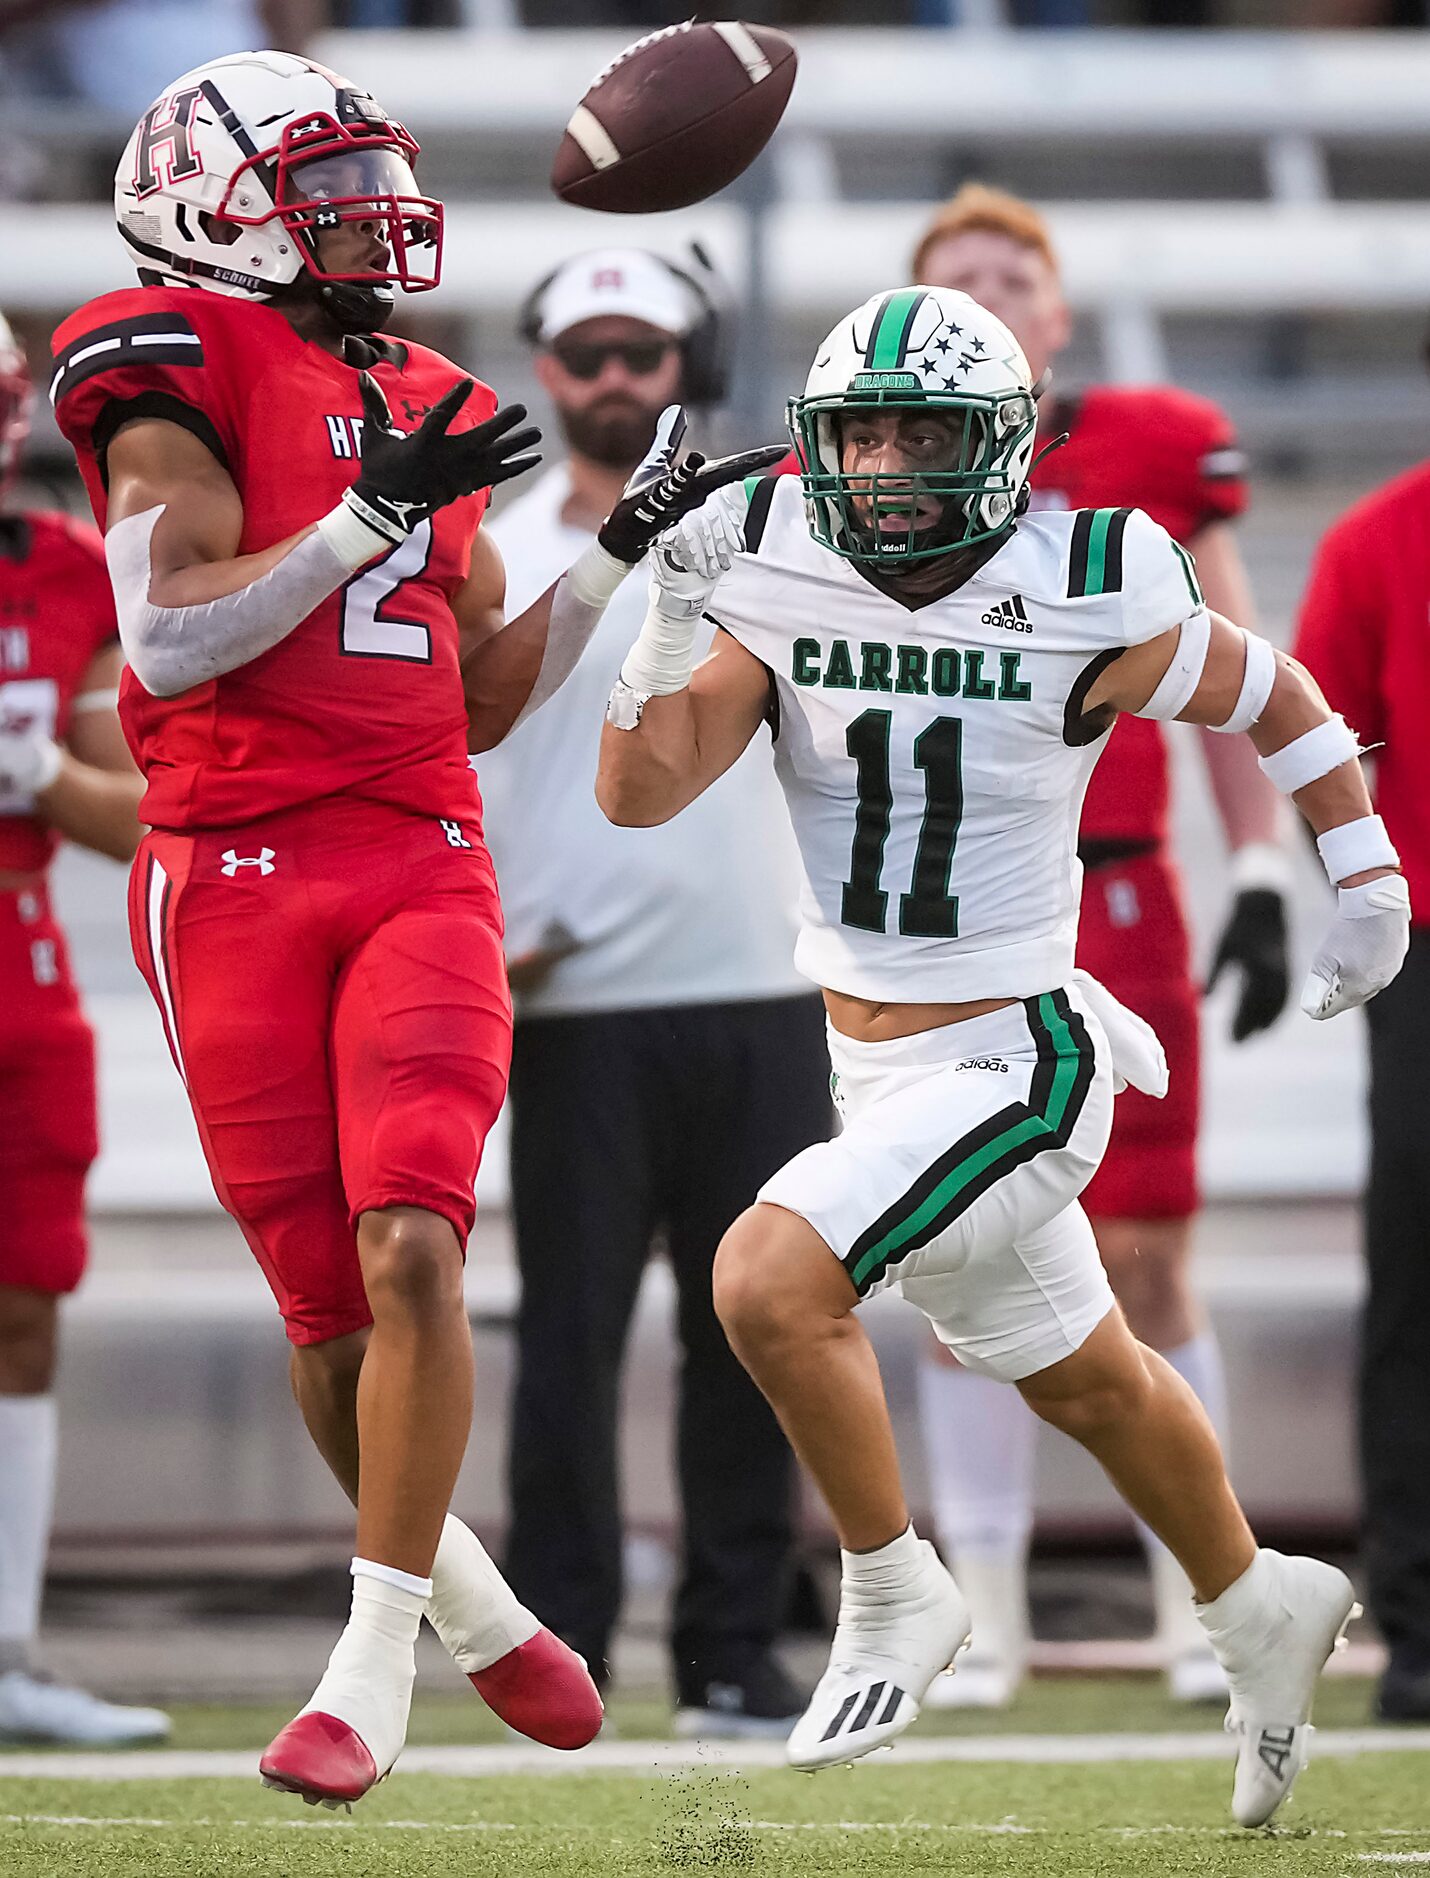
[1133,610,1211,722]
[1316,813,1399,884]
[1259,714,1361,795]
[106,503,377,700]
[509,540,632,731]
[1213,629,1277,733]
[70,688,121,713]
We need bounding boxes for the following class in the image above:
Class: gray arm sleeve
[105,503,384,699]
[507,539,631,732]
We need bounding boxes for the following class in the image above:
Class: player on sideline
[0,314,164,1745]
[911,185,1291,1707]
[51,51,777,1806]
[597,285,1408,1827]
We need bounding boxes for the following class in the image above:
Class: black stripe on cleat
[850,1683,886,1732]
[821,1693,859,1742]
[878,1685,904,1725]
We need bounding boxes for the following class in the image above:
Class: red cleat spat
[259,1711,381,1809]
[467,1627,603,1748]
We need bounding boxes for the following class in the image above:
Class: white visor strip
[1133,609,1211,722]
[106,504,376,700]
[1259,714,1361,795]
[1317,813,1399,884]
[1213,628,1277,734]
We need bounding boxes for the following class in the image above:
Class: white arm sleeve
[105,502,387,699]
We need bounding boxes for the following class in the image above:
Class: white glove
[0,720,62,808]
[649,479,751,621]
[1300,873,1411,1020]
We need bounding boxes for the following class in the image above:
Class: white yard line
[1,1725,1429,1783]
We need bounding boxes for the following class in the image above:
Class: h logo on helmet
[133,86,206,199]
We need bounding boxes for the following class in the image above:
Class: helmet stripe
[863,288,927,372]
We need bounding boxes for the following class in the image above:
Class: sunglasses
[551,339,676,380]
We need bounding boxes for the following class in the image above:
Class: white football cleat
[787,1538,970,1771]
[0,1670,170,1746]
[1167,1646,1229,1706]
[1199,1550,1357,1829]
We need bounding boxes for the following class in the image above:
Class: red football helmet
[0,312,32,500]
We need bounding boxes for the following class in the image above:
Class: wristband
[1228,839,1294,895]
[563,538,631,610]
[317,499,394,572]
[1316,814,1399,885]
[619,599,701,698]
[1259,715,1361,795]
[1213,629,1276,734]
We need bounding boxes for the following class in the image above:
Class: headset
[516,242,732,409]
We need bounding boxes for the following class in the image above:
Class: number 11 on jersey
[842,709,964,939]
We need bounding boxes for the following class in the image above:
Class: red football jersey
[0,511,117,874]
[1030,385,1248,846]
[52,287,493,833]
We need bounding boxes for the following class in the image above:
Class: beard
[561,395,664,470]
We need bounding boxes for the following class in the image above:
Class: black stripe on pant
[503,992,831,1691]
[1362,931,1430,1666]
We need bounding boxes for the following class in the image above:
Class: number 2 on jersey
[843,709,963,939]
[340,519,433,664]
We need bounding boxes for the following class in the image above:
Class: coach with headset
[479,248,828,1736]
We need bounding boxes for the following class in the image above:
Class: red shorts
[129,800,512,1346]
[1075,848,1199,1221]
[0,884,97,1295]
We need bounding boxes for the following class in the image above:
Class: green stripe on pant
[846,990,1095,1295]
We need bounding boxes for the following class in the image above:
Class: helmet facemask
[788,382,1036,568]
[221,115,443,303]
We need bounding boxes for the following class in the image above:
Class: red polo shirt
[1294,460,1430,923]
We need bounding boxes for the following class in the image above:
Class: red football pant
[129,801,512,1346]
[0,884,97,1295]
[1076,848,1200,1222]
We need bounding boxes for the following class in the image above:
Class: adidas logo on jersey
[980,594,1032,633]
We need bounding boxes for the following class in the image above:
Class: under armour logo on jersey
[439,820,472,849]
[980,594,1032,633]
[220,848,276,877]
[818,1681,904,1743]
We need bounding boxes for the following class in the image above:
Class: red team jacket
[51,287,495,834]
[1029,385,1248,847]
[0,512,118,874]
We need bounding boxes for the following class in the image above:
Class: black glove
[345,372,542,545]
[596,403,786,566]
[1207,887,1290,1042]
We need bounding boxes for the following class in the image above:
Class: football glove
[0,712,61,804]
[1207,887,1290,1042]
[343,373,542,547]
[1301,873,1411,1020]
[596,404,785,567]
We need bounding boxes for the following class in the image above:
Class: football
[551,20,798,214]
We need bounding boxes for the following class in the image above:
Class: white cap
[535,249,696,343]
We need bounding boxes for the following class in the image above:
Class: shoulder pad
[1113,507,1207,645]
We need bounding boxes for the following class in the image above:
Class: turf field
[3,1679,1429,1877]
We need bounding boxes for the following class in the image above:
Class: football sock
[427,1514,538,1673]
[1135,1333,1229,1660]
[0,1395,58,1673]
[917,1354,1033,1663]
[1194,1548,1279,1650]
[842,1523,925,1593]
[300,1558,429,1774]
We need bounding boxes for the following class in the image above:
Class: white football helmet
[787,287,1039,566]
[113,51,442,330]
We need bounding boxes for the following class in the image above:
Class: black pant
[503,992,830,1688]
[1363,931,1430,1665]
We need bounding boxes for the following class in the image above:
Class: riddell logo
[981,595,1032,632]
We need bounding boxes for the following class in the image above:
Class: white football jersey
[708,474,1206,1003]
